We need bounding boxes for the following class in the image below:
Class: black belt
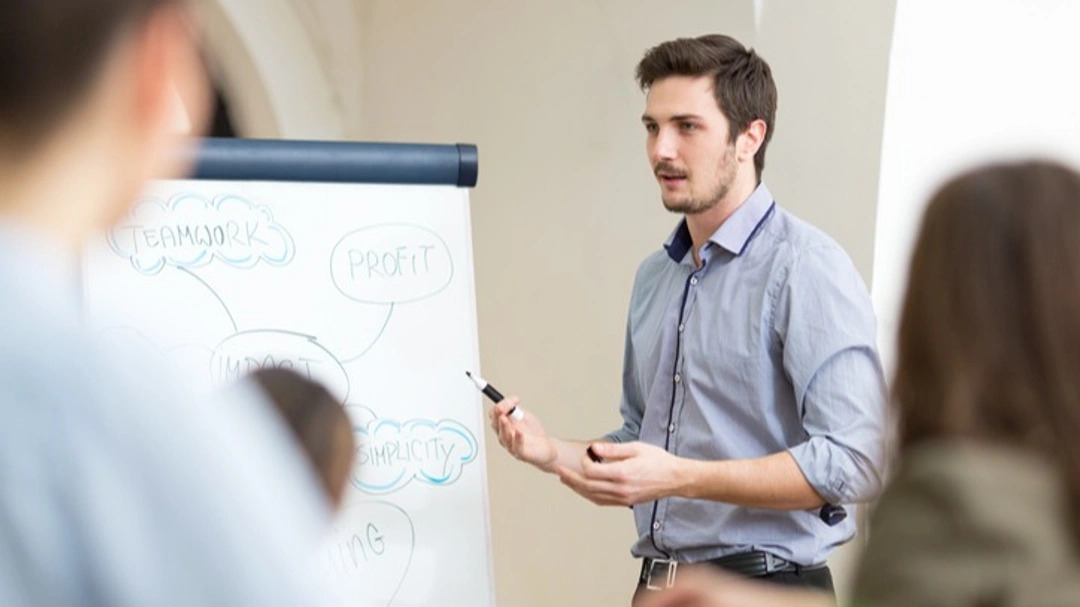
[640,551,825,590]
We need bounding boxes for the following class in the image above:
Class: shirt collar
[663,182,776,263]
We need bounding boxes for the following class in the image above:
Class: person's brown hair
[0,0,175,151]
[251,368,356,508]
[894,159,1080,544]
[635,34,778,179]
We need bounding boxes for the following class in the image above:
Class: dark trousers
[756,566,834,592]
[632,563,834,605]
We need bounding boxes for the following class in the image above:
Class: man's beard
[659,147,738,215]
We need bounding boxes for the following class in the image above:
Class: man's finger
[510,427,525,458]
[493,396,521,418]
[590,441,639,461]
[581,458,633,482]
[497,417,513,450]
[501,418,518,453]
[558,466,624,496]
[558,475,629,506]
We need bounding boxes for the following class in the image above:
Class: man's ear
[130,4,210,180]
[737,119,768,165]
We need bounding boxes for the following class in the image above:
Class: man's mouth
[657,172,688,186]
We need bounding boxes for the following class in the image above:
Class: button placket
[668,271,695,455]
[652,268,698,556]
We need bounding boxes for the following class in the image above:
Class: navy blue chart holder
[184,137,479,187]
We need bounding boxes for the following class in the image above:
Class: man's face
[642,75,738,215]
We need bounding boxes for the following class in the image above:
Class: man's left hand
[555,441,691,506]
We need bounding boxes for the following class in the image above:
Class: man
[490,34,886,598]
[0,2,333,604]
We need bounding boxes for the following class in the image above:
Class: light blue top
[0,222,335,605]
[607,183,887,566]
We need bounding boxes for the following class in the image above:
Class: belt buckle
[644,558,678,591]
[763,552,793,574]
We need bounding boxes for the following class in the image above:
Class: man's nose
[651,128,678,163]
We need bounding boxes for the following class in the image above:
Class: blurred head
[0,0,208,244]
[894,159,1080,541]
[636,34,776,214]
[251,368,356,510]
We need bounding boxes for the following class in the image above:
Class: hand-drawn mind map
[105,191,480,496]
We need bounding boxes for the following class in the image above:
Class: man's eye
[679,122,697,132]
[644,123,658,134]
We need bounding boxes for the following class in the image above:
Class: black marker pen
[466,371,524,421]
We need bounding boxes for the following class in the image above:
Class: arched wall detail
[198,0,353,139]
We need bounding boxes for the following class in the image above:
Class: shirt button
[668,423,675,433]
[678,323,685,332]
[673,373,682,384]
[690,276,699,286]
[652,522,661,530]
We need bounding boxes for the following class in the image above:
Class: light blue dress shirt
[606,183,887,566]
[0,222,336,606]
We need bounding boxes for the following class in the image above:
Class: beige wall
[204,1,895,604]
[757,0,896,283]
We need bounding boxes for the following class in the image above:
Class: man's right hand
[489,396,559,472]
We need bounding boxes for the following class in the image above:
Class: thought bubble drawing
[211,329,350,401]
[320,501,415,606]
[349,406,478,494]
[108,193,294,274]
[330,223,453,304]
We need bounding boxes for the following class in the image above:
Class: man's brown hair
[0,0,174,151]
[636,34,778,179]
[894,159,1080,547]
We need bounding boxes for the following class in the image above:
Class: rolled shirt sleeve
[777,243,887,505]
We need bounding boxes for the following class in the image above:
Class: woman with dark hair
[641,160,1080,606]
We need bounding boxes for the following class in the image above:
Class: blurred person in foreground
[0,1,335,605]
[640,159,1080,606]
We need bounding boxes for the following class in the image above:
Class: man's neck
[685,174,759,267]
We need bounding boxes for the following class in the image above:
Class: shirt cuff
[788,437,861,504]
